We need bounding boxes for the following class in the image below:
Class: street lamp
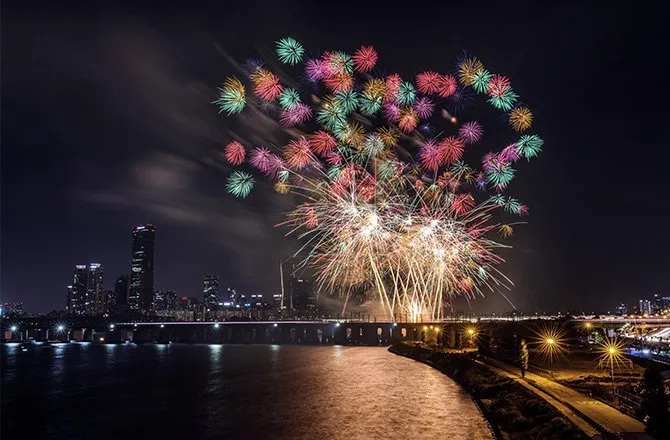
[10,325,18,332]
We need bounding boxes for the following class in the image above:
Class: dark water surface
[2,343,491,440]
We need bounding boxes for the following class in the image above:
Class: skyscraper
[203,275,220,311]
[88,263,105,314]
[129,225,155,312]
[66,264,104,315]
[114,275,129,306]
[639,299,652,315]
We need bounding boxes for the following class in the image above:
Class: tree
[640,365,670,438]
[519,338,529,378]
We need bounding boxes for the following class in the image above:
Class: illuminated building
[653,294,670,313]
[114,275,128,306]
[0,302,24,316]
[129,225,155,312]
[615,303,627,316]
[88,263,105,315]
[203,275,220,311]
[639,299,652,315]
[290,277,316,313]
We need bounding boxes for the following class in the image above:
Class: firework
[224,141,246,165]
[226,171,255,198]
[509,106,533,131]
[213,77,246,115]
[213,39,542,322]
[352,46,378,72]
[276,37,305,65]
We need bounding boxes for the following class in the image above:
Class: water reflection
[2,344,491,440]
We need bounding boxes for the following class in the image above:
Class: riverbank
[389,342,589,440]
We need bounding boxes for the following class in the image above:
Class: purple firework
[413,97,435,120]
[458,121,483,145]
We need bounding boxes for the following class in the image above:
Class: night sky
[2,1,667,314]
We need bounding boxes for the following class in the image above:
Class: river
[1,343,491,439]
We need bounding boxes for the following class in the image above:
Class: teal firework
[450,160,471,174]
[515,134,543,160]
[472,70,492,94]
[334,90,359,114]
[277,170,290,182]
[226,171,255,198]
[316,104,346,131]
[486,162,515,189]
[275,37,304,65]
[213,78,246,115]
[326,165,341,181]
[504,197,521,214]
[488,88,518,111]
[377,160,398,180]
[278,88,301,110]
[490,194,506,206]
[397,81,416,106]
[359,93,382,116]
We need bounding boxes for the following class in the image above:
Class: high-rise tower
[203,275,220,311]
[128,225,155,312]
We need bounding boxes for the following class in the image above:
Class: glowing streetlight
[109,324,115,330]
[546,338,555,345]
[57,325,65,332]
[10,325,18,332]
[213,323,220,328]
[597,337,626,402]
[585,322,592,329]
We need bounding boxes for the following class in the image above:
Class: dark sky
[2,1,668,314]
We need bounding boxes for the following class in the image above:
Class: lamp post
[545,338,555,371]
[607,345,619,400]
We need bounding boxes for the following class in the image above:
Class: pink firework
[302,204,319,229]
[224,141,245,165]
[419,140,442,172]
[309,131,337,155]
[382,103,401,122]
[397,108,418,133]
[279,103,312,127]
[304,59,327,81]
[487,74,511,98]
[452,193,475,216]
[439,137,464,165]
[283,136,313,170]
[482,152,496,171]
[458,121,483,144]
[416,71,441,94]
[413,97,435,119]
[436,74,457,98]
[518,204,529,216]
[323,73,353,93]
[323,151,342,166]
[384,74,402,103]
[352,46,378,72]
[250,147,274,173]
[499,144,520,163]
[359,174,377,202]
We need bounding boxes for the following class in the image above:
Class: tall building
[66,264,104,315]
[203,275,220,311]
[114,275,129,306]
[615,303,627,316]
[639,299,653,315]
[88,263,105,315]
[291,277,316,312]
[0,302,24,316]
[653,294,670,313]
[129,225,155,312]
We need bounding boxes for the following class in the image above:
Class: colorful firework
[213,39,542,322]
[226,171,255,198]
[275,37,305,65]
[509,106,533,131]
[213,77,246,115]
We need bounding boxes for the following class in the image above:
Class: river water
[1,343,491,440]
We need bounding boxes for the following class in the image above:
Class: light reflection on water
[2,344,491,440]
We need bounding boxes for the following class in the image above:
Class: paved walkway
[481,358,646,436]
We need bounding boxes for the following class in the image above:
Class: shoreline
[388,342,590,440]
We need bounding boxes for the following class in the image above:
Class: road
[482,358,646,436]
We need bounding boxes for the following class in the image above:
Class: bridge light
[273,323,278,327]
[109,324,115,330]
[10,325,17,332]
[214,323,220,328]
[335,322,341,327]
[392,323,398,327]
[160,324,165,328]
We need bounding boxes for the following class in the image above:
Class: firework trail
[212,38,543,321]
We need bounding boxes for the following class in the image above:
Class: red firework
[384,74,402,103]
[419,140,442,172]
[224,141,245,165]
[436,74,457,97]
[487,74,511,98]
[252,70,283,101]
[323,151,342,165]
[397,108,418,133]
[416,71,441,94]
[308,131,337,155]
[283,136,313,170]
[302,204,318,229]
[452,193,475,216]
[352,46,378,72]
[439,137,464,164]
